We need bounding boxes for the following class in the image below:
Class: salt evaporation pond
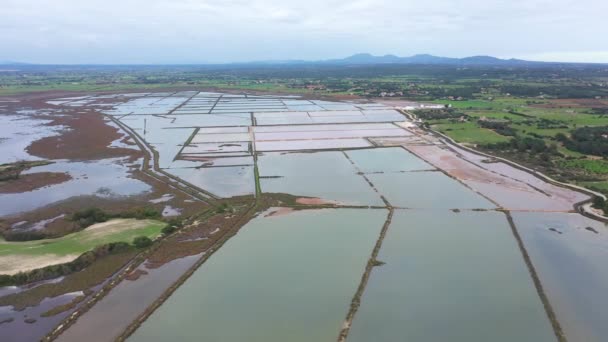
[348,210,556,342]
[345,147,433,173]
[367,171,495,209]
[258,152,384,206]
[166,165,255,197]
[129,209,387,342]
[512,212,608,342]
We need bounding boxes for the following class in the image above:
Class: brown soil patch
[41,295,86,317]
[263,207,295,217]
[26,113,142,161]
[125,269,148,281]
[0,172,71,193]
[145,207,250,268]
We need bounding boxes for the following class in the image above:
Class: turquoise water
[348,210,556,342]
[129,208,388,342]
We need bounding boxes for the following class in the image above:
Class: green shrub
[161,225,177,236]
[132,236,153,249]
[71,207,109,228]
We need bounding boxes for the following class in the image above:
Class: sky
[1,0,607,64]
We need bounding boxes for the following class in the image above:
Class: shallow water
[129,209,387,342]
[56,255,200,342]
[166,165,255,197]
[512,212,608,342]
[0,158,151,217]
[345,147,433,173]
[348,210,556,342]
[258,151,384,205]
[0,291,83,342]
[367,171,495,209]
[0,114,63,164]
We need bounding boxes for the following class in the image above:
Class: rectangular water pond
[165,165,254,198]
[129,208,388,342]
[512,212,608,342]
[345,147,433,173]
[348,210,556,342]
[367,171,495,209]
[258,151,384,206]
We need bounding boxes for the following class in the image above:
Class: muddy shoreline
[0,172,71,193]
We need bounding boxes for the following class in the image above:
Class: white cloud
[0,0,607,63]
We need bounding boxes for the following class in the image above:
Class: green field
[559,159,608,174]
[432,122,511,144]
[0,219,165,275]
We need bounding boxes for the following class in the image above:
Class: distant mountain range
[328,53,530,65]
[0,54,603,66]
[245,53,535,66]
[0,60,29,66]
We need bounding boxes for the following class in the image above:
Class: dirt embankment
[26,113,142,161]
[0,172,72,193]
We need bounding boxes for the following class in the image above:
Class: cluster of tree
[72,207,162,229]
[557,127,608,156]
[536,118,569,129]
[0,242,132,287]
[483,136,557,154]
[500,85,607,98]
[414,108,466,120]
[588,108,608,115]
[478,120,516,136]
[417,86,481,99]
[507,110,534,118]
[132,236,153,248]
[592,196,608,215]
[72,207,109,228]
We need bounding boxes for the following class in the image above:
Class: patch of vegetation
[434,122,511,144]
[0,160,52,182]
[559,159,608,174]
[72,207,109,228]
[70,206,162,230]
[216,203,234,214]
[558,126,608,156]
[0,219,165,279]
[0,219,164,258]
[0,242,132,287]
[414,108,465,120]
[478,120,516,136]
[0,248,137,307]
[132,236,153,248]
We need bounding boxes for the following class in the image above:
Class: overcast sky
[1,0,607,64]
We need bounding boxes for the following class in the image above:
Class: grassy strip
[504,211,567,342]
[40,295,87,317]
[0,248,137,308]
[338,208,394,342]
[0,219,164,257]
